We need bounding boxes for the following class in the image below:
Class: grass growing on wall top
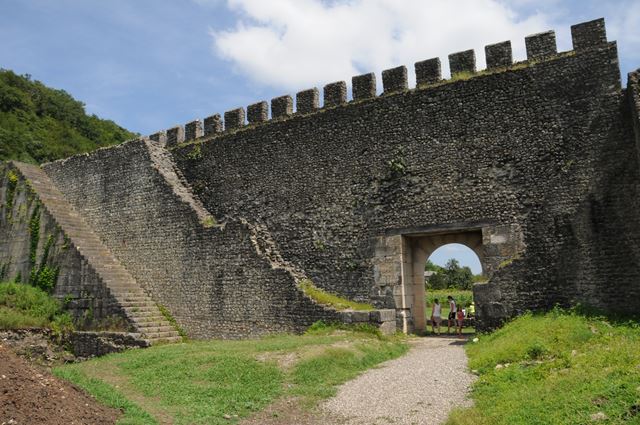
[54,325,408,424]
[299,279,374,311]
[446,309,640,425]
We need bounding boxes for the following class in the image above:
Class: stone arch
[372,224,524,333]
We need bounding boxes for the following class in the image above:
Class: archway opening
[425,243,483,335]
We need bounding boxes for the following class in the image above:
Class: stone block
[247,101,268,124]
[378,320,396,335]
[203,114,222,136]
[224,108,245,130]
[370,309,396,323]
[165,126,184,147]
[271,95,293,118]
[324,81,347,107]
[352,73,376,100]
[485,41,512,69]
[296,88,319,114]
[148,131,166,145]
[184,119,203,141]
[525,30,557,59]
[571,18,607,50]
[382,66,408,93]
[449,49,476,76]
[415,58,441,86]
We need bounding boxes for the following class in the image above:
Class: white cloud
[210,0,553,91]
[606,0,640,73]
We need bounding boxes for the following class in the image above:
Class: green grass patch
[53,367,156,425]
[55,327,408,424]
[299,279,374,311]
[446,309,640,425]
[0,281,73,332]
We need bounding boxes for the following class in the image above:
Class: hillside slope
[0,69,136,163]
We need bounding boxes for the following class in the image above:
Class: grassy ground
[54,324,408,424]
[446,309,640,425]
[0,282,72,332]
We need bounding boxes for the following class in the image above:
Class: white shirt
[433,303,442,317]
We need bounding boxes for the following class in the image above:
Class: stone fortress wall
[2,18,640,336]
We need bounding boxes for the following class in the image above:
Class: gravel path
[322,336,476,425]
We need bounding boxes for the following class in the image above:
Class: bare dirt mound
[0,345,120,425]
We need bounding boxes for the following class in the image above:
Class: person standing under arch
[447,295,456,334]
[431,299,442,335]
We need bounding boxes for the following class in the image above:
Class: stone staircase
[12,161,182,344]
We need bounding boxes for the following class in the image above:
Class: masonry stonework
[1,19,639,337]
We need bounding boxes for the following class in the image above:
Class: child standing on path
[456,305,465,338]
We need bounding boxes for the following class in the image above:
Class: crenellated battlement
[150,18,610,147]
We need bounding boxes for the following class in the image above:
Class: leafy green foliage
[28,203,40,266]
[55,330,408,424]
[0,281,72,332]
[447,310,640,425]
[427,258,475,290]
[0,69,136,164]
[4,170,18,216]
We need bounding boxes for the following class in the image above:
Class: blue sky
[429,244,482,275]
[1,0,638,273]
[1,0,638,136]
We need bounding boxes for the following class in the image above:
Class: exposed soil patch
[0,345,120,425]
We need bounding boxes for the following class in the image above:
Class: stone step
[119,300,158,308]
[146,336,183,344]
[124,305,161,313]
[127,316,164,325]
[143,331,182,339]
[137,325,176,333]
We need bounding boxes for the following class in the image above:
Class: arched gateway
[373,224,523,333]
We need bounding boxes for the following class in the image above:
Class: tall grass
[447,309,640,425]
[0,281,73,332]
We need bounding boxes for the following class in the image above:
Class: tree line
[425,259,484,290]
[0,69,136,164]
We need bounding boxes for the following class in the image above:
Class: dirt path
[243,336,475,425]
[0,345,120,425]
[321,336,475,425]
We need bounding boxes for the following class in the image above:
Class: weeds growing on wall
[299,279,374,311]
[29,232,59,292]
[28,203,40,267]
[186,144,202,160]
[4,170,18,218]
[157,304,188,339]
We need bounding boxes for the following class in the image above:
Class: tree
[425,258,475,290]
